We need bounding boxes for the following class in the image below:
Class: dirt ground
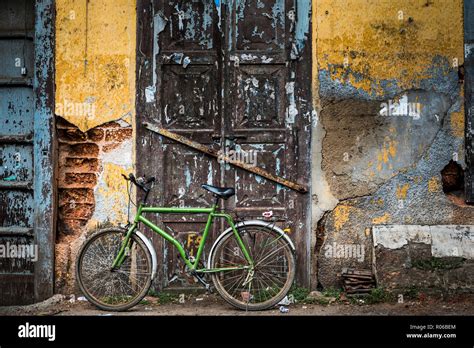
[1,292,473,316]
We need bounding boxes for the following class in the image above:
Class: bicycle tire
[210,224,295,311]
[76,227,153,311]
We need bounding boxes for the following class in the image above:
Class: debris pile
[341,268,376,294]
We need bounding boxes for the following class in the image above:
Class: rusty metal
[144,122,308,193]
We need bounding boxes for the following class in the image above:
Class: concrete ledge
[372,225,474,291]
[373,225,474,259]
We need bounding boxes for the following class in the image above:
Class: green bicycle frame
[111,203,254,273]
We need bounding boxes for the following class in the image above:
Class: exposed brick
[58,218,88,236]
[64,157,99,172]
[100,121,121,128]
[63,173,97,187]
[56,116,77,129]
[65,143,99,158]
[102,142,122,152]
[87,128,105,141]
[60,203,95,220]
[59,188,95,206]
[55,116,100,248]
[105,128,132,142]
[58,143,70,157]
[57,128,87,142]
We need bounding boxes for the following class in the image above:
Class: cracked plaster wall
[311,0,474,288]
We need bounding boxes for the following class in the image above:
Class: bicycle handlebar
[122,173,155,193]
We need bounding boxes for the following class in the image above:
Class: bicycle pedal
[191,271,212,292]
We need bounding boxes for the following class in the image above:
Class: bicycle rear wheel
[210,224,295,311]
[76,228,152,311]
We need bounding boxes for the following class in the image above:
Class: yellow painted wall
[315,0,464,95]
[55,0,136,132]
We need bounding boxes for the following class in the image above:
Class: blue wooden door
[0,0,55,305]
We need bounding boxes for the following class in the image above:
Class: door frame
[33,0,56,301]
[465,0,474,203]
[135,0,312,288]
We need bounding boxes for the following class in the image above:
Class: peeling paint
[373,225,432,249]
[428,176,439,193]
[285,82,298,124]
[295,0,311,52]
[89,139,133,226]
[372,213,391,225]
[152,11,168,90]
[450,110,465,138]
[333,205,352,232]
[55,0,136,132]
[316,0,463,98]
[396,183,409,200]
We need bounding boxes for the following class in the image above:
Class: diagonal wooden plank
[144,122,308,193]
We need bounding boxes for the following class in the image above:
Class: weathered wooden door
[465,0,474,203]
[136,0,311,289]
[0,0,55,305]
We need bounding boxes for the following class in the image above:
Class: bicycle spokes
[211,225,294,310]
[77,229,152,310]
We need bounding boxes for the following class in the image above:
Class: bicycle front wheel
[210,224,295,311]
[76,228,152,311]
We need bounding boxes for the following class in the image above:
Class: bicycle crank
[191,271,213,293]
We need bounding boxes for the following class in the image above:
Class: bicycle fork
[111,224,136,269]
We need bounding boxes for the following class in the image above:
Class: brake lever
[146,177,156,184]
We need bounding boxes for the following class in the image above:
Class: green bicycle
[76,173,296,311]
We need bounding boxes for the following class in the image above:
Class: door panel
[162,145,219,210]
[159,0,216,51]
[0,144,34,181]
[224,0,296,233]
[0,191,34,227]
[0,40,34,82]
[235,0,286,52]
[137,0,221,288]
[160,65,218,133]
[234,143,286,209]
[0,88,35,135]
[232,66,286,130]
[0,0,34,36]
